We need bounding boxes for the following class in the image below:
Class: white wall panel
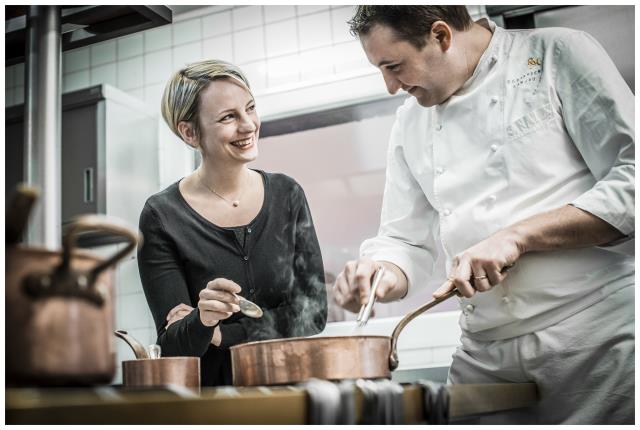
[144,25,172,53]
[6,63,16,88]
[202,10,232,38]
[202,34,234,62]
[265,19,298,57]
[240,60,268,92]
[90,63,117,87]
[266,53,300,87]
[116,57,143,90]
[63,47,90,73]
[91,40,116,66]
[117,33,143,60]
[331,6,357,44]
[144,49,172,84]
[232,5,263,31]
[297,5,330,16]
[172,41,202,70]
[298,11,332,50]
[264,5,296,23]
[233,27,265,64]
[172,17,202,46]
[14,62,24,86]
[62,69,89,92]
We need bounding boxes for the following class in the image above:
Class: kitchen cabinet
[5,84,159,243]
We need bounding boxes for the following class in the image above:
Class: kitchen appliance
[5,186,139,386]
[115,330,200,393]
[230,287,461,386]
[6,84,159,241]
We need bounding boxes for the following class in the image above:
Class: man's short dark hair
[348,6,473,50]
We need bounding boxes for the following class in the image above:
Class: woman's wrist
[211,325,222,346]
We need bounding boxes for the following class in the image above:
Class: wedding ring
[473,275,488,280]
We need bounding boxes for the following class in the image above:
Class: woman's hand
[198,278,241,326]
[166,303,194,328]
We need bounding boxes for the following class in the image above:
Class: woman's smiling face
[195,78,260,164]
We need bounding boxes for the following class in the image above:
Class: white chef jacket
[361,19,635,340]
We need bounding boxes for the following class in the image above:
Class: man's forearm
[509,204,626,253]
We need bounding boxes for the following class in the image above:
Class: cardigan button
[243,256,249,261]
[247,227,252,234]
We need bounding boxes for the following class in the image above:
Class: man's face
[361,23,461,107]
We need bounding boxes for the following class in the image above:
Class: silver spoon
[237,295,263,318]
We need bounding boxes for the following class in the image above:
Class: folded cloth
[356,379,405,424]
[418,379,450,424]
[337,380,357,425]
[303,378,406,424]
[302,378,342,424]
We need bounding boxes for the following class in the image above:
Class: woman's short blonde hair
[161,59,252,141]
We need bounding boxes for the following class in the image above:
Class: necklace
[198,169,244,208]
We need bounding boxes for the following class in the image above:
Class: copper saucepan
[230,288,460,386]
[115,330,200,393]
[5,186,139,386]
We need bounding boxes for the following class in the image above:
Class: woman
[137,59,327,386]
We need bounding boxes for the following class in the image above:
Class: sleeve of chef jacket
[218,183,327,348]
[554,31,635,241]
[360,106,440,298]
[137,203,215,357]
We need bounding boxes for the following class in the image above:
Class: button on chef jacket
[361,19,634,340]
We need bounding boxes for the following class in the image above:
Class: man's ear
[177,121,198,149]
[431,21,453,52]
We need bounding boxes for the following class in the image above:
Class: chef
[332,6,634,424]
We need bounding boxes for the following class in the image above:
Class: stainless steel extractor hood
[5,5,172,66]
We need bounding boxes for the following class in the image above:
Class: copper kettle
[5,186,139,386]
[115,330,200,393]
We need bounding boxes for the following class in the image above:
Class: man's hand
[433,229,523,298]
[332,258,408,313]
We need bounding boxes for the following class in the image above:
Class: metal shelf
[5,6,172,66]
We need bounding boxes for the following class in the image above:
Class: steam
[246,184,328,341]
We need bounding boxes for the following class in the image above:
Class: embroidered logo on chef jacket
[527,57,542,67]
[506,103,555,140]
[507,57,543,89]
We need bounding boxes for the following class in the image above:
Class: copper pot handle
[23,215,139,306]
[388,263,516,370]
[388,287,460,371]
[60,215,139,282]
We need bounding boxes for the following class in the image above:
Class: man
[332,6,634,424]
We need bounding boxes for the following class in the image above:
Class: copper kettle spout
[115,330,150,359]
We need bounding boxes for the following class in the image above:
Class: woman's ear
[177,121,198,149]
[431,21,453,51]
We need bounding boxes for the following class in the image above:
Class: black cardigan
[137,170,327,386]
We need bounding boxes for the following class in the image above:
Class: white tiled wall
[5,5,487,380]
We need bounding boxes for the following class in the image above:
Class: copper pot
[5,187,139,386]
[115,330,200,393]
[230,289,460,386]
